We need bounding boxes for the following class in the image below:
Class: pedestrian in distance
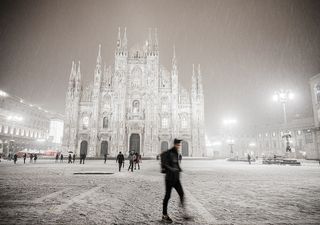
[73,154,76,164]
[178,153,182,164]
[80,154,83,164]
[128,151,135,172]
[55,153,59,163]
[160,139,191,223]
[80,154,86,164]
[134,152,141,170]
[30,153,33,163]
[116,152,125,172]
[60,154,63,163]
[23,153,27,164]
[34,154,37,163]
[13,153,18,164]
[68,154,72,164]
[104,153,107,164]
[247,153,251,165]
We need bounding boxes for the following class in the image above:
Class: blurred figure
[80,154,86,164]
[161,139,191,223]
[13,153,18,164]
[116,152,125,172]
[68,154,72,163]
[247,154,251,165]
[73,154,76,163]
[23,153,27,164]
[104,153,107,164]
[127,152,135,172]
[55,153,59,163]
[30,153,33,163]
[60,154,63,163]
[34,154,37,163]
[134,152,141,170]
[178,154,182,164]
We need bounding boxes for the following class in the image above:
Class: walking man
[30,153,33,163]
[23,153,27,164]
[68,154,72,163]
[104,153,107,164]
[161,139,191,223]
[247,153,251,165]
[80,154,86,164]
[73,154,76,164]
[134,152,141,170]
[34,154,37,163]
[116,152,125,172]
[55,153,59,163]
[13,153,18,164]
[60,154,63,163]
[127,151,135,172]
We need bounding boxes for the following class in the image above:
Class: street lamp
[273,90,294,153]
[223,118,237,158]
[0,90,8,97]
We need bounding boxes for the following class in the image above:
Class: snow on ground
[0,159,319,225]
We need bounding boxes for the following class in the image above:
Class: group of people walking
[115,151,141,172]
[8,153,38,164]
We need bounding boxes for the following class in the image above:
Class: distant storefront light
[49,119,64,144]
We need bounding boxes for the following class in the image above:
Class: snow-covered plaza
[0,159,319,225]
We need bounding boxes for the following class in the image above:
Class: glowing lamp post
[273,90,294,153]
[223,119,237,158]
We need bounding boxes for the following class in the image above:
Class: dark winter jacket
[162,147,182,182]
[116,153,125,163]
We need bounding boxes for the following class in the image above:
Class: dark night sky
[0,0,320,136]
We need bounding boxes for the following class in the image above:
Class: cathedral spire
[154,28,158,51]
[192,64,197,96]
[76,61,81,81]
[172,45,177,67]
[197,64,203,96]
[97,44,102,64]
[148,28,152,52]
[122,27,127,49]
[103,63,107,82]
[75,61,81,93]
[69,61,75,80]
[117,27,121,48]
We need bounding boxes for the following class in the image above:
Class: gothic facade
[62,28,206,157]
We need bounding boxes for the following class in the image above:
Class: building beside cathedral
[62,28,206,157]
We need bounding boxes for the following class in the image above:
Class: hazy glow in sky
[0,0,319,136]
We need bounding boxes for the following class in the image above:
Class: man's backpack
[160,150,168,173]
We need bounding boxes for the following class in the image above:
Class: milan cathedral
[62,28,206,157]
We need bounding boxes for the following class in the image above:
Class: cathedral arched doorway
[80,141,88,155]
[161,141,168,152]
[129,134,140,154]
[100,141,108,157]
[182,141,189,156]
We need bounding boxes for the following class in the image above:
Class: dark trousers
[128,161,134,172]
[134,162,140,170]
[24,158,26,164]
[163,179,184,215]
[118,163,122,172]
